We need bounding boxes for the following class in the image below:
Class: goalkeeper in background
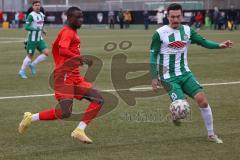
[150,3,233,143]
[18,0,49,79]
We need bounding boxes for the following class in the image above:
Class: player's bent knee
[197,98,208,108]
[194,92,208,108]
[43,49,49,56]
[199,101,208,108]
[97,95,104,106]
[85,89,104,105]
[92,93,104,105]
[28,54,33,59]
[59,99,73,119]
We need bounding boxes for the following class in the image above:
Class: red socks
[39,108,62,120]
[38,102,101,123]
[81,102,102,124]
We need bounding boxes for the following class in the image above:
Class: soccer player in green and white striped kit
[150,3,233,143]
[18,0,49,79]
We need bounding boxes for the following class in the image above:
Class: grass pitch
[0,26,240,160]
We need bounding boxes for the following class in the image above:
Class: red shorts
[54,74,92,100]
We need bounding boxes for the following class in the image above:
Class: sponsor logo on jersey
[168,41,187,49]
[37,20,44,24]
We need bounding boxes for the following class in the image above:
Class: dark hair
[26,6,44,16]
[66,6,81,18]
[32,0,41,5]
[167,3,182,14]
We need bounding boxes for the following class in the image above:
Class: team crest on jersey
[168,41,187,49]
[183,34,189,41]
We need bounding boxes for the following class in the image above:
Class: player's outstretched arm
[190,28,233,49]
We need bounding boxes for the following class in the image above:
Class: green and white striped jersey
[150,25,220,80]
[25,11,45,42]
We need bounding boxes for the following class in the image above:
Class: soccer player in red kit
[18,7,104,144]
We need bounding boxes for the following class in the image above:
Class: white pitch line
[202,81,240,86]
[0,37,25,40]
[0,94,54,100]
[0,81,240,100]
[0,37,25,44]
[0,41,24,44]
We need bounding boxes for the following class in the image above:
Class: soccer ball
[169,99,190,120]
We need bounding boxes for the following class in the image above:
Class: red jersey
[52,26,92,100]
[195,14,203,23]
[52,26,81,75]
[0,11,3,21]
[18,12,25,21]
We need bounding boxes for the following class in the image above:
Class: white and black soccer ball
[169,99,190,120]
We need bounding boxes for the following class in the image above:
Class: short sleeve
[59,29,74,49]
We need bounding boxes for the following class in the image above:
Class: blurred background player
[117,8,124,29]
[26,3,45,17]
[108,10,115,29]
[123,9,132,29]
[194,11,203,30]
[0,10,3,27]
[227,5,237,30]
[150,3,233,144]
[61,11,67,25]
[18,0,49,79]
[18,6,104,144]
[212,6,220,30]
[218,11,227,30]
[156,9,163,27]
[143,10,149,30]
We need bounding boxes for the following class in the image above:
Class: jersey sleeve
[25,14,39,31]
[190,27,220,49]
[150,31,161,79]
[58,29,73,49]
